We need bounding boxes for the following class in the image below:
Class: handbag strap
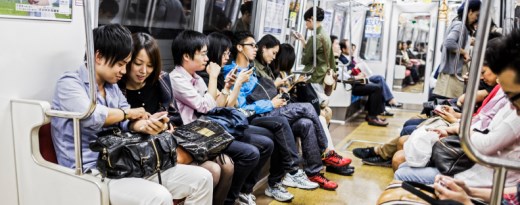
[402,181,440,204]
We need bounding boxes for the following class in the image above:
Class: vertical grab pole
[75,0,97,175]
[312,0,317,69]
[490,167,507,205]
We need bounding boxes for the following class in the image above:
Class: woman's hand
[271,97,287,108]
[224,68,237,89]
[127,107,148,120]
[274,77,288,88]
[206,62,222,79]
[429,127,449,138]
[434,175,473,205]
[133,112,169,135]
[435,109,458,123]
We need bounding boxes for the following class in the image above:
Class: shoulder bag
[430,135,475,176]
[246,75,279,104]
[89,128,177,183]
[172,119,234,162]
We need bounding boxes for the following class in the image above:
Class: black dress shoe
[367,117,388,127]
[381,111,394,116]
[326,165,355,176]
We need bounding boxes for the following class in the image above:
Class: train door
[384,0,438,104]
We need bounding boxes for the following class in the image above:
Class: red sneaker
[308,173,338,190]
[322,150,351,167]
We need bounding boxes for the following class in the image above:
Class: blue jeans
[394,162,439,185]
[369,75,394,102]
[224,125,274,205]
[400,118,426,136]
[250,116,300,186]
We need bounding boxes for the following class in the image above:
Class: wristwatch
[221,89,230,96]
[120,108,128,120]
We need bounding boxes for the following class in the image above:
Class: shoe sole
[281,180,319,190]
[362,160,392,167]
[319,185,338,191]
[326,168,355,176]
[264,190,294,202]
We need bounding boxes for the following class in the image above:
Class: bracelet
[221,89,230,96]
[119,108,128,121]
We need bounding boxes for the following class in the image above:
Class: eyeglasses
[240,43,257,48]
[223,51,231,57]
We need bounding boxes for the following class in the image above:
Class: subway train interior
[2,0,520,204]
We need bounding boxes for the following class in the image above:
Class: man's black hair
[99,0,119,15]
[330,35,338,44]
[92,24,132,67]
[406,40,412,46]
[339,39,348,50]
[230,31,255,58]
[171,30,209,66]
[487,29,520,83]
[240,1,253,15]
[304,7,324,21]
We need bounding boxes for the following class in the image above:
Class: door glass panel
[393,13,430,93]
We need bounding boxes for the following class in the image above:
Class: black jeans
[224,125,274,205]
[352,83,385,117]
[250,116,300,186]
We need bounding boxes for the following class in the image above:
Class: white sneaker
[238,193,256,205]
[282,169,319,190]
[265,183,294,202]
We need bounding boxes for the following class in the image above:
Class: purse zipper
[103,147,112,168]
[439,140,459,156]
[150,138,163,184]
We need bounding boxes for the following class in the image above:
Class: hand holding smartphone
[151,113,168,122]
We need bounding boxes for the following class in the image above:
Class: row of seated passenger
[43,23,362,205]
[355,26,520,204]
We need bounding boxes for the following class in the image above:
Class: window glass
[360,8,384,61]
[98,0,193,40]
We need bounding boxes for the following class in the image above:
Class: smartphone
[434,105,443,112]
[152,113,168,122]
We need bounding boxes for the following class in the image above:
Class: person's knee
[200,161,221,187]
[241,145,261,166]
[148,187,174,205]
[392,150,406,172]
[397,135,409,150]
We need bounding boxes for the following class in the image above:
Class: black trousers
[352,83,385,117]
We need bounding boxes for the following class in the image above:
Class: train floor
[253,107,420,205]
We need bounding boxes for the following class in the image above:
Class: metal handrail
[459,0,520,203]
[45,0,97,175]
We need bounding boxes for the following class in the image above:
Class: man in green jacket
[294,7,336,104]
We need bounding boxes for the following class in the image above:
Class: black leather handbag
[172,119,234,162]
[246,76,278,104]
[431,135,475,176]
[89,128,177,183]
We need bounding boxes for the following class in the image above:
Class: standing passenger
[51,24,212,205]
[293,7,337,105]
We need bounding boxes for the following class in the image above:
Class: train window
[360,9,384,61]
[98,0,192,40]
[203,0,242,34]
